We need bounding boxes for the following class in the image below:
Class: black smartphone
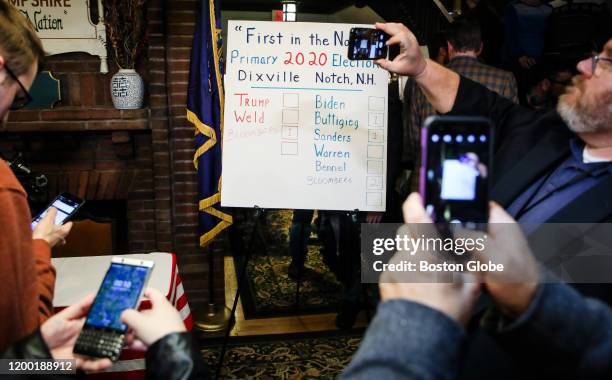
[74,257,154,361]
[419,116,494,230]
[31,192,84,230]
[347,27,389,60]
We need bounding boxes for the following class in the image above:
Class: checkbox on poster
[282,109,299,124]
[367,145,384,159]
[369,113,384,128]
[367,160,383,175]
[281,141,298,155]
[367,176,383,190]
[368,129,384,143]
[283,93,299,108]
[367,192,383,206]
[369,96,385,111]
[282,126,298,140]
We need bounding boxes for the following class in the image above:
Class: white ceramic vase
[110,69,144,109]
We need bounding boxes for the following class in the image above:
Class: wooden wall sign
[11,0,109,73]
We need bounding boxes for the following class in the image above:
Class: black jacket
[449,77,612,379]
[1,332,208,380]
[451,76,612,303]
[449,76,612,225]
[0,331,64,380]
[145,332,208,380]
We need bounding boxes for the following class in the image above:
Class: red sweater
[0,160,55,351]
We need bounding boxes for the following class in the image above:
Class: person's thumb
[402,192,431,224]
[375,58,393,71]
[488,202,515,223]
[488,202,519,238]
[59,221,73,236]
[121,309,146,332]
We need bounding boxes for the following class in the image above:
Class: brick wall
[152,0,227,310]
[2,0,224,318]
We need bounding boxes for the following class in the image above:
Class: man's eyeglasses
[4,65,32,110]
[589,53,612,76]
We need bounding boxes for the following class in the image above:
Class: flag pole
[189,0,232,334]
[196,242,233,333]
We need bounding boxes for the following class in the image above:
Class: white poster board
[221,21,389,212]
[13,0,108,73]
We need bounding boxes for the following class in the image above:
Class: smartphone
[420,116,493,230]
[347,27,389,60]
[31,192,84,230]
[74,257,154,361]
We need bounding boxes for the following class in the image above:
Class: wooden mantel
[3,108,151,132]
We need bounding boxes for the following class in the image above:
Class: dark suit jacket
[450,76,612,379]
[449,76,612,224]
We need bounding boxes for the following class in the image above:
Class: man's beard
[557,76,612,134]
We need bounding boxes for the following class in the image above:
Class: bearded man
[373,23,612,379]
[379,26,612,227]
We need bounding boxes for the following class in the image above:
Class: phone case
[31,192,85,227]
[419,115,494,228]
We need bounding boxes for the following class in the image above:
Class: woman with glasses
[0,0,73,352]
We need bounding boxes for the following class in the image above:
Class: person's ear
[541,78,551,92]
[476,42,483,57]
[447,41,456,59]
[0,56,6,85]
[438,47,447,61]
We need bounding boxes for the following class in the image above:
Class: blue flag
[187,0,232,247]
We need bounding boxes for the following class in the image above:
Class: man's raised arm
[375,23,460,114]
[375,22,545,152]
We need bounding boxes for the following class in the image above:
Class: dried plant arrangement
[103,0,148,69]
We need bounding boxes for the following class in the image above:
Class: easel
[291,209,318,315]
[215,206,267,380]
[294,209,373,322]
[214,207,373,378]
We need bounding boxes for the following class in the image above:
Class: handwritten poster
[221,21,389,211]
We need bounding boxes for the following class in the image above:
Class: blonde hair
[0,0,45,77]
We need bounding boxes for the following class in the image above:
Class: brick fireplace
[0,0,224,317]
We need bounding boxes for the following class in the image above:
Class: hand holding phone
[32,207,73,247]
[121,288,187,349]
[31,192,85,230]
[74,257,154,361]
[40,293,113,372]
[372,22,427,77]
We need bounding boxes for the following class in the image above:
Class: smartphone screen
[85,262,152,333]
[31,193,83,230]
[420,116,493,228]
[348,27,389,60]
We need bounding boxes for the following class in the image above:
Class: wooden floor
[223,256,368,336]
